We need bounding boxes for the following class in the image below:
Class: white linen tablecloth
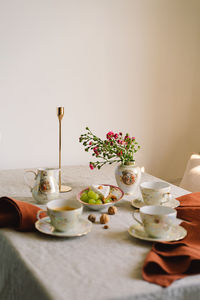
[0,165,200,300]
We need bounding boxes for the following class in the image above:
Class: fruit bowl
[77,184,124,211]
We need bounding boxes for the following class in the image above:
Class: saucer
[35,217,92,237]
[128,223,187,242]
[131,198,180,209]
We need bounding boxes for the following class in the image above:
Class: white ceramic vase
[115,162,141,195]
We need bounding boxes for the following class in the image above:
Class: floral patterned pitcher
[24,168,59,204]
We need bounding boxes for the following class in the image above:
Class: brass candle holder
[57,107,72,193]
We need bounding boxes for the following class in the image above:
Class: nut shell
[100,214,109,224]
[88,214,96,223]
[103,225,109,229]
[108,206,117,215]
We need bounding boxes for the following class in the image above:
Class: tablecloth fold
[142,192,200,287]
[0,196,42,231]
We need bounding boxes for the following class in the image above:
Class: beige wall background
[0,0,200,181]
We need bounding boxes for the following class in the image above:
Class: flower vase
[115,162,141,195]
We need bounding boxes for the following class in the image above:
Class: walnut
[100,213,110,224]
[88,214,96,223]
[109,193,117,201]
[108,206,117,215]
[103,225,109,229]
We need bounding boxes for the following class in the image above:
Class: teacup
[37,198,83,232]
[140,181,172,206]
[133,205,179,238]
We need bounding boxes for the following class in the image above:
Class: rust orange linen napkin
[0,196,42,231]
[142,192,200,287]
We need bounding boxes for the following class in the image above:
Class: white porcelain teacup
[133,205,181,238]
[140,181,172,206]
[37,198,83,232]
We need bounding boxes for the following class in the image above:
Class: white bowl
[77,184,124,211]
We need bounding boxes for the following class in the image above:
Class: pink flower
[119,132,122,136]
[117,140,123,145]
[106,131,114,140]
[114,133,118,139]
[93,146,99,156]
[117,151,123,157]
[132,137,135,140]
[124,135,130,141]
[89,141,93,145]
[89,163,94,170]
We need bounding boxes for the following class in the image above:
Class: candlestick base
[60,185,72,193]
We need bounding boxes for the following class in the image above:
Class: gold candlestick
[57,107,72,193]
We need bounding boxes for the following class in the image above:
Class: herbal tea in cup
[37,198,83,232]
[53,205,76,212]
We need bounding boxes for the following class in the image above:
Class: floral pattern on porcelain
[115,163,141,195]
[24,168,60,204]
[141,214,175,238]
[120,170,135,185]
[31,169,59,204]
[48,209,82,232]
[141,190,171,205]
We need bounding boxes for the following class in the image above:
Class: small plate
[131,198,180,209]
[35,217,92,237]
[128,223,187,242]
[77,184,124,211]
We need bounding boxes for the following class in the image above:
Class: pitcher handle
[132,212,143,226]
[24,170,37,191]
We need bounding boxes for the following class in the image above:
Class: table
[0,165,200,300]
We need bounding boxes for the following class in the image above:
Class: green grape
[81,192,88,202]
[96,199,103,205]
[93,193,99,200]
[105,198,111,203]
[88,198,96,204]
[88,190,98,199]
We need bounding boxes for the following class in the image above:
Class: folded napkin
[0,196,42,231]
[142,192,200,287]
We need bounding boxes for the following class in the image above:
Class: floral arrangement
[79,127,140,170]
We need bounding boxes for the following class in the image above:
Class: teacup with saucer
[35,198,92,237]
[131,181,180,209]
[129,205,187,242]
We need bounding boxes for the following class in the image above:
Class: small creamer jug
[24,168,59,204]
